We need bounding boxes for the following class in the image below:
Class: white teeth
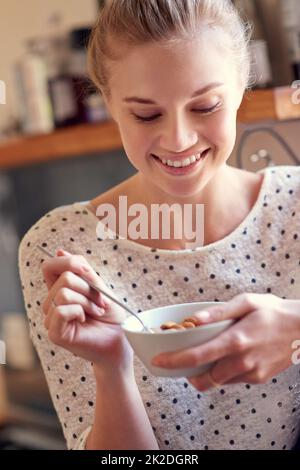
[181,158,192,167]
[155,151,207,168]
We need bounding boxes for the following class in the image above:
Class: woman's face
[104,35,244,199]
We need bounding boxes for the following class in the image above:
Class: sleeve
[18,208,96,450]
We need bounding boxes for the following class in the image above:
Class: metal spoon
[36,244,153,333]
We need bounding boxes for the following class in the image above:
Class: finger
[79,264,112,310]
[43,249,72,298]
[191,293,263,325]
[47,304,86,344]
[226,375,249,384]
[44,301,56,330]
[41,252,90,290]
[151,322,249,369]
[43,252,110,309]
[188,354,255,391]
[188,367,223,391]
[56,249,72,256]
[210,355,254,385]
[226,367,271,385]
[54,287,105,320]
[43,271,105,314]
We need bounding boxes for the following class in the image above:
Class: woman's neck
[118,165,263,249]
[88,165,263,250]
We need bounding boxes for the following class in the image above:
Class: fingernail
[194,311,211,322]
[103,297,111,308]
[81,266,90,273]
[189,378,198,388]
[152,357,166,367]
[96,307,106,316]
[152,359,161,367]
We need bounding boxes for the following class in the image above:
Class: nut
[183,316,198,325]
[170,324,185,330]
[160,315,202,331]
[160,321,178,330]
[182,321,196,329]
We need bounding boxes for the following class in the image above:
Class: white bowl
[122,302,233,378]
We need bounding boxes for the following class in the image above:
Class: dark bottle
[67,27,93,125]
[48,74,79,128]
[46,29,80,128]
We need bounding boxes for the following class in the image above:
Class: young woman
[19,0,300,450]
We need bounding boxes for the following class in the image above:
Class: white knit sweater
[18,165,300,450]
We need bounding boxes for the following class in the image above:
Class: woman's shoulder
[18,176,136,270]
[19,203,76,245]
[263,164,300,195]
[263,164,300,184]
[261,165,300,218]
[18,202,94,267]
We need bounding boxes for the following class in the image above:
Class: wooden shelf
[238,88,276,123]
[0,87,299,169]
[238,87,300,123]
[0,120,123,169]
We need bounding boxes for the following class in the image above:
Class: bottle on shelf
[67,27,92,125]
[279,0,300,81]
[14,38,54,135]
[45,14,80,128]
[67,27,110,124]
[234,0,273,89]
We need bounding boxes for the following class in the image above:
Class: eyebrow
[123,82,225,104]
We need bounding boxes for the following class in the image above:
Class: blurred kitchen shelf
[6,367,54,410]
[0,87,299,170]
[0,367,66,449]
[238,86,300,124]
[0,119,122,170]
[0,424,66,450]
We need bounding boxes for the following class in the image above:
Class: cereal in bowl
[160,316,198,331]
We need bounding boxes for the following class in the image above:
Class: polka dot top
[18,165,300,450]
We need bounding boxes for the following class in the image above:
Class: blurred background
[0,0,299,449]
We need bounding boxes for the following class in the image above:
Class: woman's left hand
[151,293,300,391]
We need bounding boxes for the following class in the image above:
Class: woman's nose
[159,114,198,153]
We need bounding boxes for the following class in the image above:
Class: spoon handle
[36,244,150,332]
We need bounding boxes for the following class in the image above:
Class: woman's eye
[132,113,161,122]
[194,103,221,115]
[132,103,221,123]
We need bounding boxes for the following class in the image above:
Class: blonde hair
[88,0,254,100]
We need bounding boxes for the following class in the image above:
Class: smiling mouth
[151,148,210,168]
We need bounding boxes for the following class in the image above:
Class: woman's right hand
[41,249,134,375]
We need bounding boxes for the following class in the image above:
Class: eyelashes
[132,103,222,123]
